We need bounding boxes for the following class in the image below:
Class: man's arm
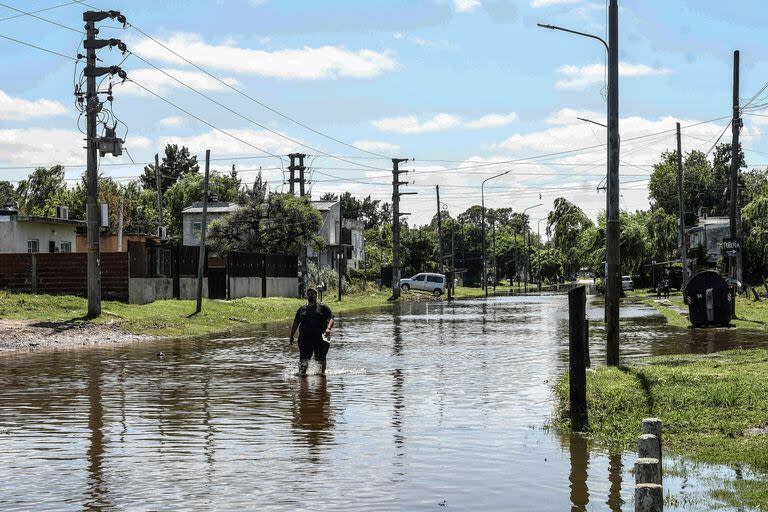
[289,320,300,343]
[324,306,335,339]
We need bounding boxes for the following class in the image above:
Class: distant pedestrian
[289,287,334,376]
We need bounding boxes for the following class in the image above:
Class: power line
[0,1,80,23]
[0,32,78,60]
[71,0,393,160]
[0,2,82,33]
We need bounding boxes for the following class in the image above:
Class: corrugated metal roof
[182,202,241,214]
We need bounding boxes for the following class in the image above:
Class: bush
[307,261,350,293]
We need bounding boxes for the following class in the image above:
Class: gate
[208,267,227,299]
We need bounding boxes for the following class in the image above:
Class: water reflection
[85,359,111,511]
[568,435,590,512]
[291,377,334,464]
[607,451,624,512]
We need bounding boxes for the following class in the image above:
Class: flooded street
[1,294,767,511]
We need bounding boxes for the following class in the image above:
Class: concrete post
[635,458,661,485]
[638,434,661,460]
[635,483,663,512]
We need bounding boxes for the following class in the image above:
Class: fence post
[638,433,661,459]
[634,458,661,485]
[584,317,591,367]
[635,483,663,512]
[568,285,587,430]
[642,418,663,470]
[30,253,37,294]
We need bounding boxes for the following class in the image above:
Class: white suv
[400,273,446,296]
[621,275,635,291]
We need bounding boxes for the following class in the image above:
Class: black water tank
[684,270,732,327]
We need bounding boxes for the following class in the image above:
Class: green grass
[0,286,487,338]
[629,289,768,332]
[554,348,768,507]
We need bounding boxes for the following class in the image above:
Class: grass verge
[0,286,489,338]
[628,289,768,332]
[554,348,768,507]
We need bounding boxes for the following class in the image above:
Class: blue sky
[2,0,768,225]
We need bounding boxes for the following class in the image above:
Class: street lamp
[537,217,547,289]
[482,170,511,298]
[521,203,543,293]
[538,0,620,366]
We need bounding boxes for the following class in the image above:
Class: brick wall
[0,252,129,300]
[0,254,33,292]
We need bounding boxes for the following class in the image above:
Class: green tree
[546,197,593,274]
[401,225,438,276]
[0,180,14,206]
[649,149,716,224]
[645,207,678,264]
[531,247,565,282]
[15,166,70,216]
[140,144,200,194]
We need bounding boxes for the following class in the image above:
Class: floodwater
[1,294,767,511]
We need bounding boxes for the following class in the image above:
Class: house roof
[311,200,338,212]
[13,215,85,226]
[182,201,241,214]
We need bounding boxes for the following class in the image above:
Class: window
[414,274,426,282]
[192,221,202,240]
[27,240,39,253]
[60,241,71,253]
[427,275,443,283]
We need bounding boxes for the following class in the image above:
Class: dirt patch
[0,319,156,355]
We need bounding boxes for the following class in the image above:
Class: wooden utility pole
[154,153,164,237]
[568,285,588,430]
[195,150,210,314]
[605,0,621,367]
[436,185,444,274]
[391,158,414,298]
[676,122,687,285]
[729,50,741,316]
[338,198,343,302]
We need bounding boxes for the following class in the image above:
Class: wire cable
[0,32,78,60]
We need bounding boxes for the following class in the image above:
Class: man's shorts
[298,337,330,361]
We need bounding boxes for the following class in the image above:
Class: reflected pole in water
[568,435,590,512]
[86,360,111,510]
[607,451,624,512]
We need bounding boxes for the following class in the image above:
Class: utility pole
[526,226,531,293]
[676,122,688,286]
[288,153,306,196]
[391,158,414,298]
[605,0,621,367]
[289,153,309,296]
[729,50,741,316]
[492,218,497,293]
[117,189,124,252]
[338,197,343,302]
[195,150,211,314]
[154,153,164,237]
[82,9,128,318]
[436,185,444,274]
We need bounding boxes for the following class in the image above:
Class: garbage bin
[684,270,732,327]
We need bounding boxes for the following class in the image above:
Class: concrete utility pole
[288,153,306,196]
[605,0,621,367]
[195,150,211,314]
[154,153,164,237]
[729,50,742,316]
[676,123,688,285]
[83,9,128,318]
[338,197,343,302]
[492,218,497,293]
[289,153,309,296]
[436,185,444,274]
[117,189,124,252]
[482,171,510,298]
[391,158,414,298]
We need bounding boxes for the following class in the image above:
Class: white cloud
[352,140,400,154]
[0,90,67,120]
[132,33,397,80]
[121,68,240,95]
[454,0,481,12]
[531,0,581,7]
[393,32,450,49]
[555,62,671,90]
[158,128,297,160]
[372,112,517,133]
[158,116,184,127]
[465,112,518,129]
[373,114,462,134]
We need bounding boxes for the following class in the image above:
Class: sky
[2,0,768,226]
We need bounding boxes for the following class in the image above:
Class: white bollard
[635,483,663,512]
[638,433,661,459]
[635,457,661,485]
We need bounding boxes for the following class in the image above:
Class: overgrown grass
[629,289,768,332]
[0,286,488,338]
[554,348,768,507]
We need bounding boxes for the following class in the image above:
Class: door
[208,267,227,300]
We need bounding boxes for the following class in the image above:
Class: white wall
[0,218,77,253]
[182,212,229,246]
[129,278,173,304]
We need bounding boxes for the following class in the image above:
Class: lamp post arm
[537,23,608,52]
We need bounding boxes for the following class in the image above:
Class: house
[308,200,341,268]
[0,205,82,253]
[686,216,730,264]
[75,232,160,252]
[344,218,366,270]
[181,201,241,246]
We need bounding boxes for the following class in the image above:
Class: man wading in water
[289,288,334,376]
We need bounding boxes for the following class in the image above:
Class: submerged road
[0,294,765,511]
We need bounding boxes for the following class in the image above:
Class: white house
[181,202,241,246]
[686,216,730,264]
[306,200,365,271]
[344,218,366,270]
[0,205,82,253]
